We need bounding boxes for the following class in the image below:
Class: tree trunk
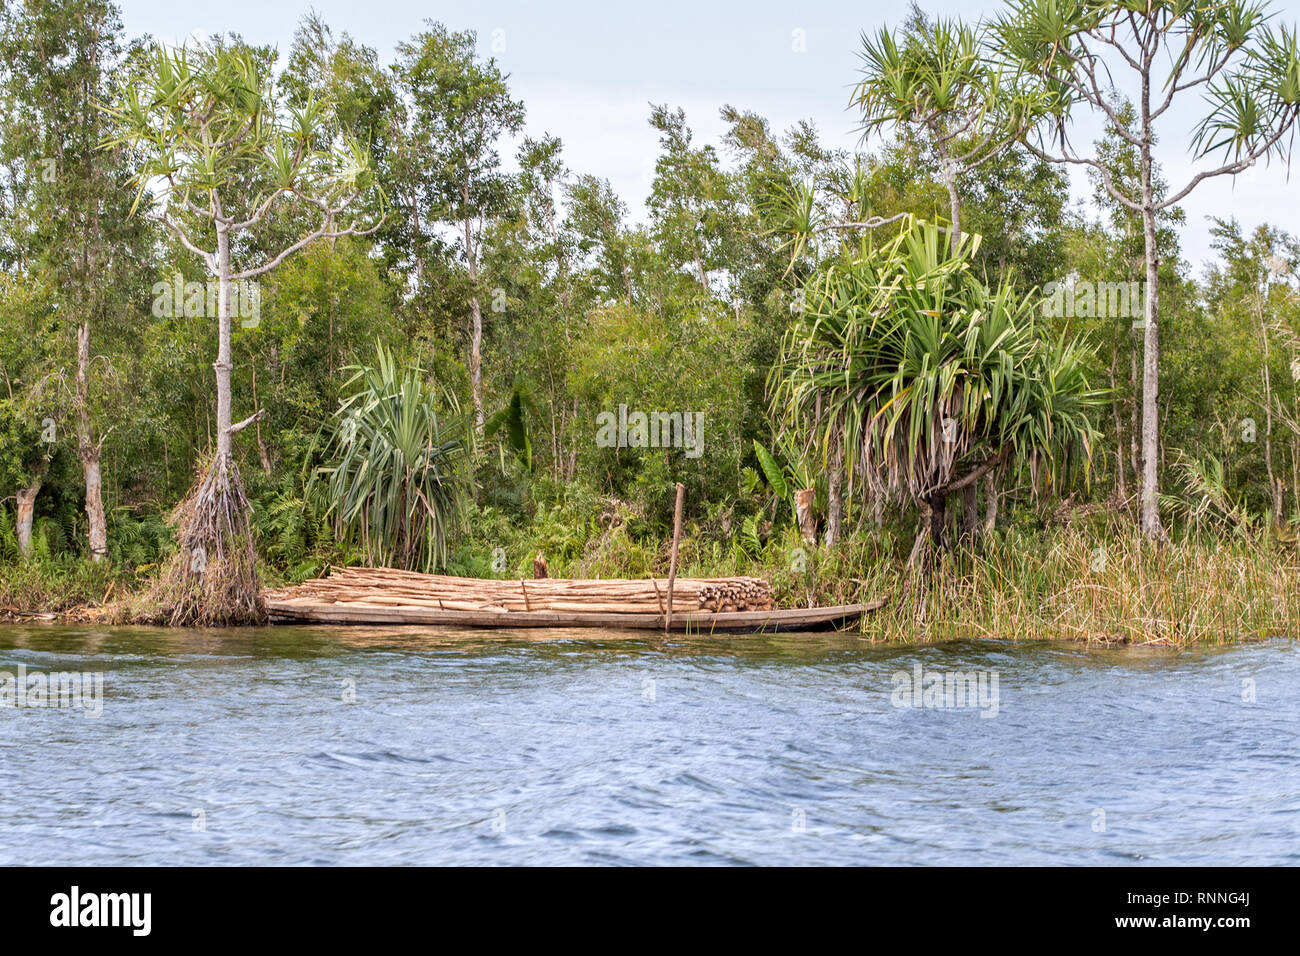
[215,223,234,458]
[411,198,424,289]
[961,482,979,537]
[905,494,942,577]
[469,290,484,434]
[982,473,999,533]
[568,397,579,481]
[1138,210,1163,540]
[928,493,948,548]
[15,474,43,558]
[930,126,963,255]
[76,322,108,561]
[825,443,843,547]
[159,211,263,624]
[1138,106,1165,541]
[943,160,979,536]
[463,181,485,434]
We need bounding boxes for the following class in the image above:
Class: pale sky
[120,0,1300,274]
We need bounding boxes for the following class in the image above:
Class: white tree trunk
[463,178,485,435]
[945,173,962,252]
[1137,79,1166,541]
[76,322,108,560]
[215,223,233,459]
[1139,200,1164,540]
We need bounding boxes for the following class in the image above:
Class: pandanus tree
[850,9,1047,534]
[106,41,383,624]
[852,8,1041,253]
[317,344,469,572]
[995,0,1300,542]
[770,219,1103,576]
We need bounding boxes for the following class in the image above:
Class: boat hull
[265,598,883,633]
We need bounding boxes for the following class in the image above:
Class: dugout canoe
[264,597,883,632]
[263,567,883,632]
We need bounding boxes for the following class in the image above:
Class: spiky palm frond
[771,217,1102,510]
[315,342,470,571]
[854,13,1045,162]
[1169,451,1256,533]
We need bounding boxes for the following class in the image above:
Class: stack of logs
[697,580,774,613]
[266,566,775,615]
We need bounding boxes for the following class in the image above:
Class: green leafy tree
[647,105,740,294]
[0,272,58,556]
[1206,218,1300,523]
[565,173,636,307]
[482,134,586,483]
[0,0,154,561]
[393,22,524,434]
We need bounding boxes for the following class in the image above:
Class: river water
[0,624,1296,865]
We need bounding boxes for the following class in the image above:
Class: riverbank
[2,527,1296,644]
[0,560,136,623]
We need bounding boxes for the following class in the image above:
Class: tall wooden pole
[664,482,685,631]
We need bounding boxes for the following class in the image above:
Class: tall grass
[854,529,1300,644]
[0,505,173,617]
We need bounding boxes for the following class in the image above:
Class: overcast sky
[120,0,1299,274]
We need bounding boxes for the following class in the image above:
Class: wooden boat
[264,567,883,633]
[266,598,882,632]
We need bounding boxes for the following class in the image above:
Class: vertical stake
[664,482,685,632]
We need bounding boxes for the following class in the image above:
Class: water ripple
[0,625,1295,864]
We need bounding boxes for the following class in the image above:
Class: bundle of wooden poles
[266,565,775,615]
[697,580,774,612]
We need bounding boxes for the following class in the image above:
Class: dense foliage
[1,1,1299,626]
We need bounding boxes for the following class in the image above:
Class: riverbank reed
[794,529,1298,644]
